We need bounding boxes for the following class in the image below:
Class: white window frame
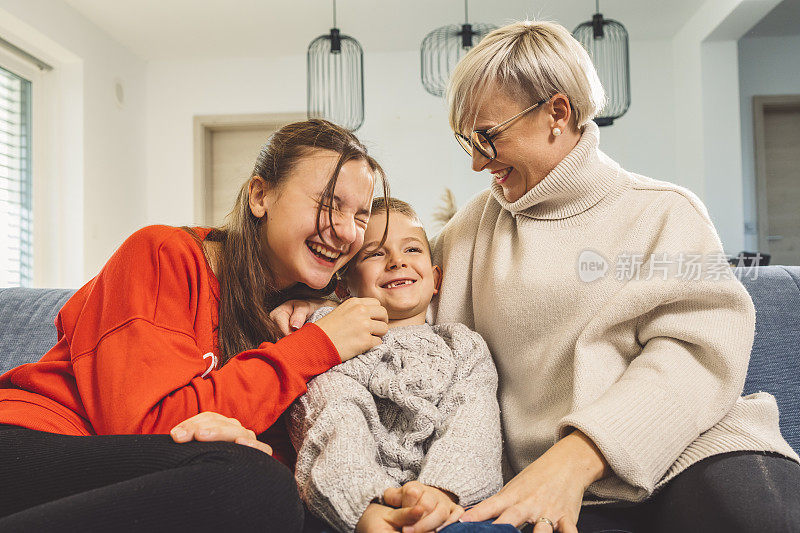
[0,42,70,288]
[0,48,41,287]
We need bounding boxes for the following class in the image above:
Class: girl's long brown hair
[188,119,388,366]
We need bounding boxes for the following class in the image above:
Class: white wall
[144,50,474,233]
[145,39,678,236]
[701,40,746,254]
[670,0,780,255]
[1,0,774,281]
[738,33,800,251]
[599,40,675,182]
[0,0,147,286]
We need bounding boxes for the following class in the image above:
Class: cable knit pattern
[429,120,799,506]
[288,307,503,533]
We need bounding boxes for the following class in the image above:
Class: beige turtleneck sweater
[429,121,799,505]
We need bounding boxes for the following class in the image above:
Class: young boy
[288,197,503,533]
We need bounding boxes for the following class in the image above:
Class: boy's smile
[345,210,441,328]
[381,278,416,289]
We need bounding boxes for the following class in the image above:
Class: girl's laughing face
[253,149,374,290]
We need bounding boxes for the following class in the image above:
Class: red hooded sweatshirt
[0,225,340,465]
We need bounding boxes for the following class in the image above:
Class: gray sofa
[0,266,798,453]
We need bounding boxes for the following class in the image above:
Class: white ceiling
[62,0,705,61]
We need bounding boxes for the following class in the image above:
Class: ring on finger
[536,517,554,528]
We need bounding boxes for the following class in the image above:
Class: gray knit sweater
[287,307,503,533]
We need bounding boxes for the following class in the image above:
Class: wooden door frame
[193,113,306,225]
[753,94,800,254]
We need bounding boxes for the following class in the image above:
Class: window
[0,64,32,287]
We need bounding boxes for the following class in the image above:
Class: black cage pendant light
[573,0,630,126]
[420,0,496,98]
[307,0,364,131]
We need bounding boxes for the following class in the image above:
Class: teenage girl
[0,120,399,532]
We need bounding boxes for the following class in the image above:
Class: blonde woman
[428,20,800,533]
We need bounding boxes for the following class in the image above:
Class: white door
[195,113,306,226]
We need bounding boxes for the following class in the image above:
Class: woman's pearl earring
[552,127,562,137]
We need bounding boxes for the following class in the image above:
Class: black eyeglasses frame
[454,98,549,161]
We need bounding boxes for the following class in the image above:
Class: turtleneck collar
[490,121,622,220]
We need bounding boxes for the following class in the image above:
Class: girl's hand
[459,431,609,533]
[314,297,388,362]
[169,411,273,455]
[355,503,425,533]
[383,481,464,533]
[270,298,334,336]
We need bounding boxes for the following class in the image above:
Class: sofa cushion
[0,288,74,374]
[736,266,800,453]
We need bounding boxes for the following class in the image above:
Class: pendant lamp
[573,0,630,126]
[420,0,496,98]
[307,0,364,131]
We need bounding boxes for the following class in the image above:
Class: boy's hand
[355,503,425,533]
[383,481,465,533]
[269,298,334,336]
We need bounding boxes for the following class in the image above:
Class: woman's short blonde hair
[447,20,606,133]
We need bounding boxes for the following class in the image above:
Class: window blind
[0,65,32,287]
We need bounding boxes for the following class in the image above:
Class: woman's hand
[383,481,464,533]
[169,411,273,455]
[314,297,388,362]
[355,503,425,533]
[460,431,610,532]
[270,298,334,336]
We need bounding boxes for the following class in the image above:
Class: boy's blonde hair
[370,197,430,253]
[371,197,421,225]
[447,20,606,133]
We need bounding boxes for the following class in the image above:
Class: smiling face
[464,86,578,203]
[251,149,375,291]
[345,210,441,327]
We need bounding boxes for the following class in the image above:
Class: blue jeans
[439,522,519,532]
[304,451,800,533]
[302,514,517,533]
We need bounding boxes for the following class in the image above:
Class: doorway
[753,95,800,265]
[193,113,306,225]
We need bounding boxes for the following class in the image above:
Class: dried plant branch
[432,188,458,229]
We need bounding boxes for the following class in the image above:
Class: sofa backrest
[0,287,74,374]
[0,266,798,451]
[738,266,800,452]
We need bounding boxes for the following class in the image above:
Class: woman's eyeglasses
[454,99,548,161]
